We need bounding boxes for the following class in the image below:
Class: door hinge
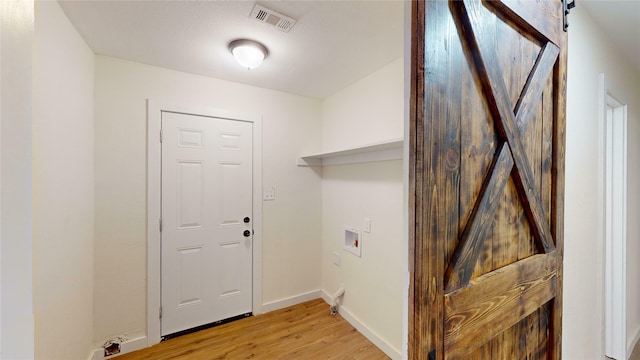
[159,218,163,232]
[160,129,164,142]
[159,306,163,319]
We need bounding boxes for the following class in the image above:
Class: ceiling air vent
[250,4,297,33]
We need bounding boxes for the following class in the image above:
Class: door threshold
[162,312,252,341]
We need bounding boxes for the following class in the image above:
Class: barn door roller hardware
[563,0,576,32]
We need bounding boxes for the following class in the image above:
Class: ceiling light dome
[229,39,268,70]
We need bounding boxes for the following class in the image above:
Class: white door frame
[146,100,263,346]
[599,74,629,359]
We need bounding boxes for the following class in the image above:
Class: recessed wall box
[344,226,361,257]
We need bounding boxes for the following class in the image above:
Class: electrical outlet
[332,252,341,266]
[263,187,275,201]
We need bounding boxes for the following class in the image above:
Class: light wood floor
[116,299,389,359]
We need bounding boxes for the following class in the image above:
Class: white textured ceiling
[581,0,640,73]
[58,0,405,99]
[58,0,638,99]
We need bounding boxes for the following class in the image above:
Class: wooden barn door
[409,0,567,359]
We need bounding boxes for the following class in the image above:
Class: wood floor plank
[116,299,389,360]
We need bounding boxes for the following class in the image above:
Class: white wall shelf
[296,138,403,167]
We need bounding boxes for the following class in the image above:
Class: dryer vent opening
[250,4,297,33]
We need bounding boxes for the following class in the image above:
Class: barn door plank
[492,0,562,45]
[445,144,514,292]
[515,43,559,127]
[551,23,568,360]
[444,252,556,357]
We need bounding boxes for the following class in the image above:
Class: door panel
[177,160,204,229]
[161,111,253,336]
[219,162,241,224]
[177,246,203,306]
[410,0,566,358]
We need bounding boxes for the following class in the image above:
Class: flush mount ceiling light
[229,39,269,70]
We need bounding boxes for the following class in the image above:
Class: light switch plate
[364,218,371,233]
[332,252,341,266]
[264,187,275,201]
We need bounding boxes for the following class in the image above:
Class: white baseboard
[321,290,402,360]
[261,289,322,313]
[88,336,147,360]
[320,289,332,305]
[627,326,640,359]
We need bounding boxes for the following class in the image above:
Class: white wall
[564,6,640,359]
[0,1,35,358]
[93,56,322,345]
[33,1,95,359]
[322,59,404,151]
[320,58,404,358]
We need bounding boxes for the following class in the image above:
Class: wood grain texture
[490,11,532,275]
[551,26,568,360]
[458,5,498,285]
[455,0,555,254]
[515,43,559,128]
[537,302,552,358]
[491,324,517,359]
[445,143,514,292]
[407,0,420,357]
[116,299,388,360]
[443,0,463,268]
[410,0,566,358]
[444,253,557,358]
[408,1,431,358]
[458,41,497,239]
[490,0,562,45]
[541,76,554,226]
[516,38,545,261]
[422,0,454,357]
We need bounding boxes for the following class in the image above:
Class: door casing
[599,74,630,359]
[146,100,263,346]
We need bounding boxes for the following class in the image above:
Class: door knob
[244,217,250,223]
[243,230,251,237]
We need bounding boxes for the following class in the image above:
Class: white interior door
[161,111,253,336]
